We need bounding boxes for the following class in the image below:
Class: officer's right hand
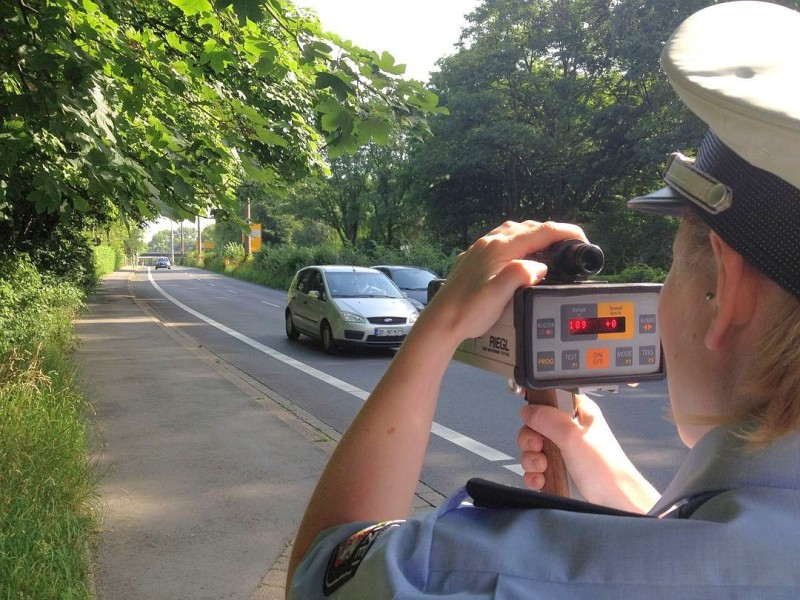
[517,394,661,513]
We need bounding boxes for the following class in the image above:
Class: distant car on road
[371,265,440,308]
[155,257,171,270]
[285,265,419,354]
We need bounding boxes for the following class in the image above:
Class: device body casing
[451,283,665,390]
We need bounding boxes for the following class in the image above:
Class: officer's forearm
[287,314,456,586]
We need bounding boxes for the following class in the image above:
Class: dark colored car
[155,257,171,269]
[371,265,440,308]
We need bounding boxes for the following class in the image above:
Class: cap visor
[627,186,687,216]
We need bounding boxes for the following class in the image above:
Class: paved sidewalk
[77,268,334,599]
[76,268,444,599]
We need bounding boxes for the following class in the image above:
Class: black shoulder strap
[656,489,729,519]
[466,478,649,518]
[467,478,729,520]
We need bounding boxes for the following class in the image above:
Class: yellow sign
[250,224,262,252]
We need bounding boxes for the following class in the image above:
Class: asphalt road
[133,265,687,495]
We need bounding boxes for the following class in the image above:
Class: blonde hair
[682,213,800,445]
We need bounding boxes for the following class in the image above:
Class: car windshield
[326,272,403,299]
[389,268,437,290]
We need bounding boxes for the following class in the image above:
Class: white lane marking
[146,270,517,465]
[431,423,513,462]
[503,463,525,476]
[147,271,369,399]
[261,300,281,308]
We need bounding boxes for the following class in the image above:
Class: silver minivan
[285,265,419,354]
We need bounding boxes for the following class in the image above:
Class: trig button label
[639,345,657,365]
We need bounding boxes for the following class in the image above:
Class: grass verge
[0,346,96,599]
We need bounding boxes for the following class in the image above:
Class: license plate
[375,327,403,337]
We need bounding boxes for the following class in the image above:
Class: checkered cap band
[694,131,800,298]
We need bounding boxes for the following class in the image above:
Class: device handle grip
[524,388,570,497]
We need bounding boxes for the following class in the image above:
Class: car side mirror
[308,290,320,300]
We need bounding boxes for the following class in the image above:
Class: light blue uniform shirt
[290,424,800,598]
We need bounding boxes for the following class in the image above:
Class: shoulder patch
[323,520,404,596]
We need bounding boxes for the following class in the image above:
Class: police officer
[288,2,800,597]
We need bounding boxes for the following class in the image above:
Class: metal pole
[243,197,252,256]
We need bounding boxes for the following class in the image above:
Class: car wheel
[320,321,338,355]
[285,311,300,341]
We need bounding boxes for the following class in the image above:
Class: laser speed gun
[428,239,665,391]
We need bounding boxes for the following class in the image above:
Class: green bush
[221,241,246,266]
[251,244,341,289]
[602,263,668,283]
[0,254,94,598]
[0,255,84,360]
[203,241,461,292]
[368,241,456,278]
[92,244,122,281]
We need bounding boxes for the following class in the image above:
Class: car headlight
[340,311,366,324]
[408,298,425,311]
[408,311,419,325]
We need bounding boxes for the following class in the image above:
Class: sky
[297,0,481,82]
[147,1,480,241]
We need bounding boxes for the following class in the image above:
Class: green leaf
[226,0,265,24]
[250,126,289,147]
[314,72,352,102]
[72,195,91,212]
[200,43,237,73]
[165,32,189,54]
[320,104,354,137]
[240,153,276,184]
[171,0,213,17]
[358,118,392,145]
[372,51,406,76]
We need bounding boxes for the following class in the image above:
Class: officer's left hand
[518,394,660,513]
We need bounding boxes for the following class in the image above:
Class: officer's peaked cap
[628,1,800,298]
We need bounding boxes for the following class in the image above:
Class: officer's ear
[704,231,759,351]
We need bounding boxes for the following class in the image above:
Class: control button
[536,351,556,372]
[536,318,556,339]
[562,349,580,370]
[615,346,634,367]
[639,345,657,365]
[586,348,610,370]
[639,314,657,334]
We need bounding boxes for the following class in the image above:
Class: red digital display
[569,316,626,335]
